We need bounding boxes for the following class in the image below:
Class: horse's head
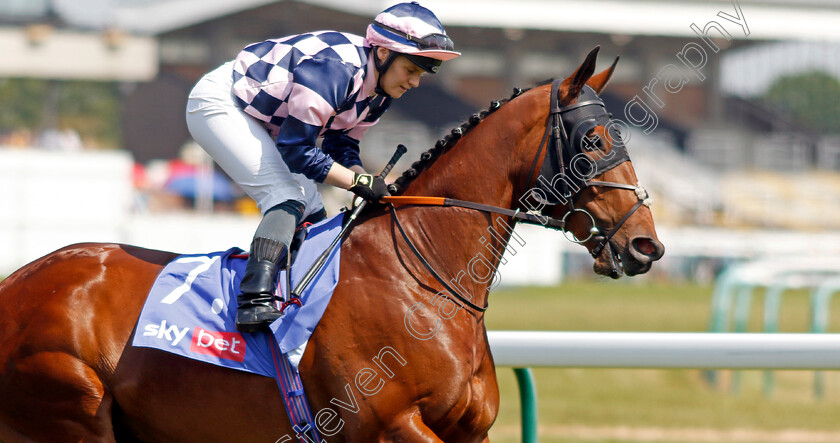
[524,47,664,278]
[389,46,662,278]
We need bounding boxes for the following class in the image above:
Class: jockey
[185,2,460,333]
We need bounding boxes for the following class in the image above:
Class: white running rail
[487,331,840,369]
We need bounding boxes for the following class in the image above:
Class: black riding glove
[349,173,390,202]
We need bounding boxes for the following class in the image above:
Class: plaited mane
[390,85,542,194]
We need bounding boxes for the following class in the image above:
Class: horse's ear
[558,46,600,105]
[587,56,619,94]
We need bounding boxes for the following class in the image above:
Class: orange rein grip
[380,196,447,206]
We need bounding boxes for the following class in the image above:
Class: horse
[0,47,663,442]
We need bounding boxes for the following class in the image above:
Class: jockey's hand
[349,173,390,203]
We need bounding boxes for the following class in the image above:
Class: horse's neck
[395,90,547,301]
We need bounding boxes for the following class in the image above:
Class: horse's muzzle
[592,235,664,278]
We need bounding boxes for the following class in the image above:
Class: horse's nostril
[634,238,656,256]
[630,237,664,261]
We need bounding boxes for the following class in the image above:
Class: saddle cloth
[132,212,344,376]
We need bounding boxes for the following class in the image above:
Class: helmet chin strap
[373,46,398,97]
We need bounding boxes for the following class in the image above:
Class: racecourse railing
[487,331,840,443]
[706,258,840,396]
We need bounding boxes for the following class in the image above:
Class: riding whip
[290,144,407,298]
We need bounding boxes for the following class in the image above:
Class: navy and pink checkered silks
[232,31,391,182]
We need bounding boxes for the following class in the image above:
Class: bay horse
[0,47,663,442]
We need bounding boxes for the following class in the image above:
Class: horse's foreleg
[379,408,444,443]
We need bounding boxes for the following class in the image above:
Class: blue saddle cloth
[132,213,344,377]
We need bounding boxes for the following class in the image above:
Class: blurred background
[2,1,840,441]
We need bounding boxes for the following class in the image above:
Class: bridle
[525,79,652,258]
[383,78,652,312]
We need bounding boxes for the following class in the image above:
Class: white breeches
[185,61,324,218]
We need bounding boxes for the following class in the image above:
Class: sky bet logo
[189,327,246,363]
[142,321,246,363]
[143,320,190,346]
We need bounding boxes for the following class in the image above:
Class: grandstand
[630,128,840,230]
[720,171,840,230]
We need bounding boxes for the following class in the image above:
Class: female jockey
[185,2,460,333]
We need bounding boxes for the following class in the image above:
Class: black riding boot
[236,237,286,333]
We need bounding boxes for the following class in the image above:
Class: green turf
[485,279,840,443]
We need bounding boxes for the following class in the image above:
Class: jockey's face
[377,48,426,98]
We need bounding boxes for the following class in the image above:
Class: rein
[382,184,647,314]
[388,202,489,312]
[381,196,566,230]
[381,193,570,313]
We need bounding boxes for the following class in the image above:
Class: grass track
[485,280,840,442]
